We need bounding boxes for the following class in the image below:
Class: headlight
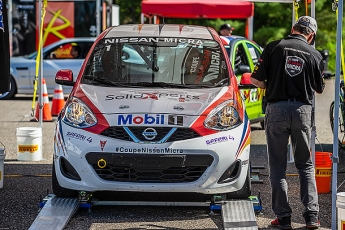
[204,99,242,131]
[62,98,97,128]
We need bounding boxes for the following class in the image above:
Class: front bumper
[53,123,250,194]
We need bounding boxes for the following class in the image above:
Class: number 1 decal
[168,115,184,126]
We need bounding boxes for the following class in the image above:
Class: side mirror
[237,65,251,74]
[240,73,253,86]
[55,69,75,86]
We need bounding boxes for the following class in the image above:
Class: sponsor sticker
[285,56,304,77]
[315,168,331,177]
[117,114,183,126]
[18,145,39,153]
[206,135,235,145]
[100,140,107,151]
[115,147,183,154]
[104,37,203,45]
[106,93,200,101]
[241,88,265,103]
[66,132,92,143]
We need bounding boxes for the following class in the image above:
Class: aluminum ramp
[29,195,79,230]
[222,200,258,230]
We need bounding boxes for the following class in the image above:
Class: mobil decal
[106,93,200,100]
[117,114,184,126]
[285,56,304,77]
[242,88,265,103]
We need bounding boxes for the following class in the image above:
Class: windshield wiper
[130,82,190,88]
[214,78,229,87]
[82,75,123,86]
[130,82,218,88]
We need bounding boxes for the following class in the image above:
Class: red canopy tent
[140,0,255,39]
[141,0,254,19]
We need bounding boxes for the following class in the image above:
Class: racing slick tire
[226,165,251,199]
[52,161,78,197]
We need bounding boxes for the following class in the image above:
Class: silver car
[6,37,95,99]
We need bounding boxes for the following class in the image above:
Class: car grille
[100,126,201,143]
[86,153,214,183]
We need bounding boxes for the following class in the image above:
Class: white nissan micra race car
[53,24,252,199]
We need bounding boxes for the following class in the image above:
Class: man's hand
[250,77,266,89]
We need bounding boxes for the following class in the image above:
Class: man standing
[250,16,325,229]
[70,43,82,59]
[0,0,11,95]
[219,23,234,36]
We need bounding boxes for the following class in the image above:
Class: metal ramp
[30,194,260,230]
[222,200,258,230]
[29,195,79,230]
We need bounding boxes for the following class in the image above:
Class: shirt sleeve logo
[285,56,304,77]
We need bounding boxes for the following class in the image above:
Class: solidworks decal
[105,93,200,101]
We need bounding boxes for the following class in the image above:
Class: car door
[41,41,94,94]
[234,40,265,124]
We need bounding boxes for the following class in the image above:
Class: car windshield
[81,37,230,88]
[25,51,37,59]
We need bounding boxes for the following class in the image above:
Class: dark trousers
[265,100,319,218]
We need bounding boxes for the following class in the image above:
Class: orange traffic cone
[51,84,65,116]
[32,78,53,122]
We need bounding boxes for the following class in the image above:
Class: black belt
[284,98,297,102]
[268,98,298,103]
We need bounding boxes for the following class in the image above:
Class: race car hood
[80,84,228,116]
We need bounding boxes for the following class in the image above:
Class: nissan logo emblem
[142,128,157,140]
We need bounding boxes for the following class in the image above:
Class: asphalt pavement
[0,78,342,229]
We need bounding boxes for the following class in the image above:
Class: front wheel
[329,101,345,149]
[52,161,78,197]
[226,165,251,199]
[0,76,16,100]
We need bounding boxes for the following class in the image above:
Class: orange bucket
[314,151,332,194]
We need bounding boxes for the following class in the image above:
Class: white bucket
[0,148,4,188]
[16,127,42,161]
[337,192,345,229]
